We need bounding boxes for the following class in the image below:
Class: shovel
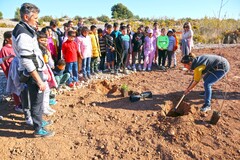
[174,94,186,111]
[174,80,194,111]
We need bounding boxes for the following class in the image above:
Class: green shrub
[97,15,110,23]
[0,11,3,19]
[40,16,53,22]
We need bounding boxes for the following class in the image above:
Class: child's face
[114,26,119,31]
[6,38,12,45]
[47,29,52,38]
[106,28,112,34]
[122,29,127,35]
[38,37,47,46]
[161,29,166,35]
[168,32,173,36]
[68,36,75,41]
[92,28,97,34]
[57,64,65,70]
[148,33,153,38]
[99,32,103,37]
[82,31,88,37]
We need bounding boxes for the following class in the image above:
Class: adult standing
[181,54,230,112]
[181,22,194,56]
[12,3,54,137]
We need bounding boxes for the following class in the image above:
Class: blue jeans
[66,61,78,84]
[82,57,91,76]
[203,70,227,106]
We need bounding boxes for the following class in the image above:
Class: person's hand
[38,81,46,91]
[3,55,15,61]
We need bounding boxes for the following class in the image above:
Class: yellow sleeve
[193,65,206,82]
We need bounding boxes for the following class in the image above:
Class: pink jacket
[75,35,92,59]
[144,36,156,54]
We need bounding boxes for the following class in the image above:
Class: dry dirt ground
[0,46,240,160]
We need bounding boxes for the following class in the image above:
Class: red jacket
[62,39,78,63]
[0,44,16,77]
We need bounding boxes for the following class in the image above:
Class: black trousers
[158,49,167,66]
[26,76,44,132]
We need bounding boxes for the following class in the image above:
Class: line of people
[0,2,195,137]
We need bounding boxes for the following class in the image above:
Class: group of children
[0,20,182,125]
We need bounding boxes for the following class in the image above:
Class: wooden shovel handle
[174,94,186,110]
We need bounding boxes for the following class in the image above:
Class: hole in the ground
[161,101,192,117]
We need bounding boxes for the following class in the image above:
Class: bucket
[210,110,221,125]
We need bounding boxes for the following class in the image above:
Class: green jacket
[157,36,169,50]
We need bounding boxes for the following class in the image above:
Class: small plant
[121,84,129,91]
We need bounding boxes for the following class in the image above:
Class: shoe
[49,99,57,105]
[91,72,96,75]
[75,82,81,87]
[199,91,205,97]
[43,109,54,116]
[26,117,33,126]
[127,65,132,70]
[115,70,119,75]
[49,93,55,99]
[34,128,55,138]
[200,104,211,112]
[147,67,151,71]
[142,68,146,71]
[111,69,115,74]
[47,107,56,113]
[15,105,24,113]
[138,65,142,71]
[68,83,74,88]
[42,120,53,127]
[123,68,128,74]
[87,74,91,79]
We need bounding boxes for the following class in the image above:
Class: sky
[0,0,239,20]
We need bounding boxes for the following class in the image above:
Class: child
[89,25,101,75]
[0,31,22,112]
[53,59,70,87]
[98,28,106,72]
[132,27,144,72]
[126,24,134,70]
[116,26,130,74]
[105,24,115,73]
[6,57,32,125]
[41,27,58,63]
[166,29,176,68]
[62,30,80,87]
[172,29,178,68]
[153,22,161,65]
[76,27,92,80]
[143,29,156,71]
[157,28,169,70]
[37,31,57,116]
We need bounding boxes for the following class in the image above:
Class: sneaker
[111,69,115,74]
[115,70,119,75]
[49,99,57,105]
[42,120,53,127]
[34,128,55,138]
[199,91,205,97]
[142,68,146,71]
[127,65,132,70]
[200,105,211,112]
[138,65,142,71]
[148,67,151,71]
[75,82,81,87]
[26,117,33,126]
[91,72,96,75]
[15,105,24,113]
[47,107,56,113]
[87,74,91,79]
[68,83,74,88]
[43,109,54,116]
[123,68,128,75]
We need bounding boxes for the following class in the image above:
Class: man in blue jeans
[180,54,230,112]
[12,3,54,137]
